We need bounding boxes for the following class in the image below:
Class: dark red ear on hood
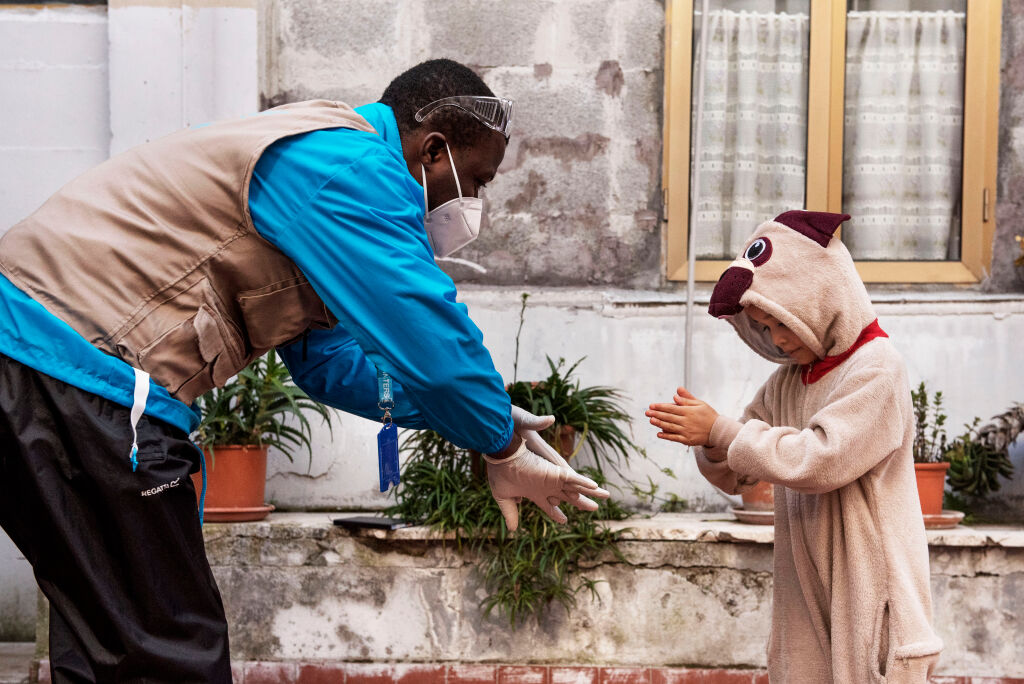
[773,211,851,248]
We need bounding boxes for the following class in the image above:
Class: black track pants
[0,354,231,683]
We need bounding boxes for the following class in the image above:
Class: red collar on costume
[801,319,888,385]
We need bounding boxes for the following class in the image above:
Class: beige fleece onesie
[698,211,942,683]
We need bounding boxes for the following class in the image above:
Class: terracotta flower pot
[732,480,775,524]
[914,462,950,516]
[554,425,577,460]
[190,445,274,522]
[741,480,775,512]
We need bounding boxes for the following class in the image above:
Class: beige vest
[0,100,379,403]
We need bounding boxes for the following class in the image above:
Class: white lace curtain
[692,10,809,259]
[842,10,965,260]
[690,9,965,261]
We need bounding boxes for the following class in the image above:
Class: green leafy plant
[195,349,332,466]
[911,382,947,463]
[386,293,650,625]
[945,404,1022,499]
[506,356,640,475]
[388,427,634,625]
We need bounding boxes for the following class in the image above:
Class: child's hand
[646,387,719,446]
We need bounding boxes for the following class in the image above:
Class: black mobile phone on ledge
[333,515,411,531]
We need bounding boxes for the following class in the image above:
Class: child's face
[745,305,819,365]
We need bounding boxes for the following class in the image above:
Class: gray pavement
[0,643,31,684]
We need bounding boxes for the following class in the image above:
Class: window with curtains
[663,0,1001,283]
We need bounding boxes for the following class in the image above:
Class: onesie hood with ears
[708,210,878,365]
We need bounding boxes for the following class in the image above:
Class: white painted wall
[0,4,109,235]
[108,0,258,154]
[0,0,259,640]
[0,3,110,641]
[0,533,35,640]
[267,288,1024,514]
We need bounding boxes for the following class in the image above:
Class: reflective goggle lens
[414,96,514,139]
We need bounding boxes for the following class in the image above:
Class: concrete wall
[108,0,258,154]
[0,3,111,641]
[259,0,666,288]
[0,0,259,641]
[993,0,1024,292]
[192,514,1024,677]
[0,4,109,246]
[267,289,1024,517]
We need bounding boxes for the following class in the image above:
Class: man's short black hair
[380,58,496,149]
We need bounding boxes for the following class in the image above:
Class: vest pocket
[238,277,336,351]
[136,282,245,403]
[194,303,245,387]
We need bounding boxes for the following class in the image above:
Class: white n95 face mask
[422,143,483,257]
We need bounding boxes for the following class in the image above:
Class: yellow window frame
[663,0,1001,283]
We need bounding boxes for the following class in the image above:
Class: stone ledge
[176,511,1024,676]
[217,512,1024,549]
[455,285,1024,308]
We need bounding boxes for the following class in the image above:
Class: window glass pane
[690,0,810,260]
[842,0,967,261]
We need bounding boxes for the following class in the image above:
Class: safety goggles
[414,96,515,140]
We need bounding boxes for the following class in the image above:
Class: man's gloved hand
[486,407,611,532]
[510,405,574,467]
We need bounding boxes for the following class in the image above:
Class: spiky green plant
[386,294,649,624]
[476,468,630,625]
[195,349,332,467]
[506,356,642,477]
[945,404,1022,499]
[386,429,632,625]
[911,382,947,463]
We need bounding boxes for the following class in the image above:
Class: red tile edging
[29,660,1024,684]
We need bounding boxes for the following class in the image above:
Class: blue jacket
[0,102,513,454]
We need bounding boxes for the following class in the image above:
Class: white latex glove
[510,405,575,468]
[486,407,611,532]
[510,405,609,512]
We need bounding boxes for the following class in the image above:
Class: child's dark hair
[379,58,495,149]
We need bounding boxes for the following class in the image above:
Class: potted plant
[730,476,774,525]
[738,481,774,513]
[386,294,662,625]
[944,403,1021,517]
[503,294,643,471]
[911,382,951,519]
[505,356,639,471]
[388,355,645,625]
[193,349,332,522]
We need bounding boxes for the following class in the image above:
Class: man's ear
[419,132,449,167]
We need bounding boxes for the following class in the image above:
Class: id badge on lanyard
[376,368,400,492]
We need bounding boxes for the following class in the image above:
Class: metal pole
[685,0,711,389]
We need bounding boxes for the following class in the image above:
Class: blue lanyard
[377,367,394,422]
[376,368,400,491]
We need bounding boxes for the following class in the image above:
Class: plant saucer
[922,509,965,529]
[730,507,774,525]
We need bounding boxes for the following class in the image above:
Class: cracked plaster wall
[259,0,1024,291]
[258,0,665,288]
[993,0,1024,291]
[192,520,1024,676]
[203,524,776,666]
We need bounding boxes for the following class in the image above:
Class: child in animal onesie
[646,210,942,683]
